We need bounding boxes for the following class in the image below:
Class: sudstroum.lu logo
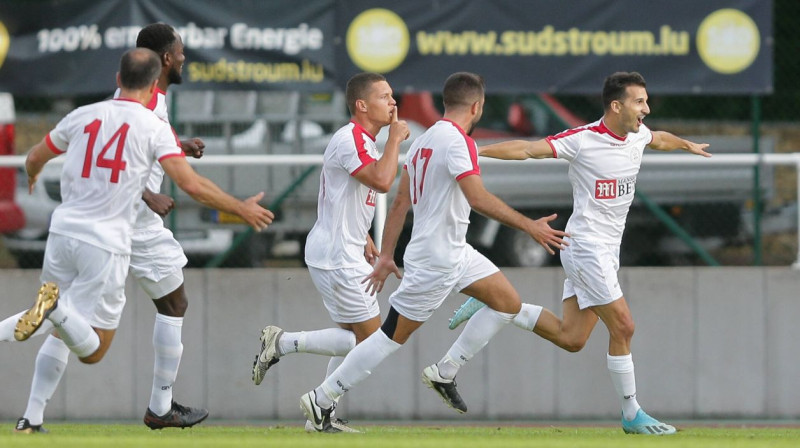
[346,8,409,73]
[696,8,760,74]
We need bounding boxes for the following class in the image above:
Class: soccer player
[2,48,274,433]
[251,72,409,432]
[300,72,568,432]
[4,23,212,432]
[447,71,711,435]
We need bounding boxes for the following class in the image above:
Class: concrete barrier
[1,267,798,422]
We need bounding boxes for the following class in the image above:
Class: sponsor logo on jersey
[595,176,636,199]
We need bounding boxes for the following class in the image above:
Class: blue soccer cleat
[621,409,677,435]
[448,297,487,330]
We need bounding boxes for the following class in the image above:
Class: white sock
[326,356,345,379]
[607,353,642,421]
[512,303,543,332]
[47,304,100,358]
[149,314,183,416]
[438,307,515,379]
[317,330,400,408]
[278,329,356,357]
[0,310,54,342]
[23,335,70,426]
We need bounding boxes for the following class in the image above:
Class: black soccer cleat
[421,364,467,413]
[13,417,48,434]
[143,401,209,430]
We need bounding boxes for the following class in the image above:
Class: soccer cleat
[13,417,48,434]
[143,401,209,430]
[421,364,467,413]
[15,282,59,341]
[304,417,360,433]
[621,409,677,435]
[448,297,486,330]
[252,325,283,385]
[300,390,339,433]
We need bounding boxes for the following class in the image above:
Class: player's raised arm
[354,106,410,193]
[479,138,554,160]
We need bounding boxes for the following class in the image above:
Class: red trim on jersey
[146,88,165,111]
[349,120,377,176]
[158,152,185,162]
[44,134,65,154]
[442,119,481,180]
[170,127,182,147]
[545,119,626,158]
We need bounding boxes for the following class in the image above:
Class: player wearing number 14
[1,49,273,432]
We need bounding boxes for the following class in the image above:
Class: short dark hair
[136,23,178,55]
[602,72,646,110]
[345,72,386,115]
[119,48,162,90]
[442,72,485,110]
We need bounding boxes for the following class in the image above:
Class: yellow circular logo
[0,21,9,70]
[696,9,760,74]
[346,8,409,73]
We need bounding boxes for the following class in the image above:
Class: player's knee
[609,318,635,342]
[561,334,588,353]
[154,291,188,317]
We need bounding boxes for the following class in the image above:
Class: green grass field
[1,422,798,448]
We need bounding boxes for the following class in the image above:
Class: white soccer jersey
[546,118,653,245]
[45,98,183,254]
[402,119,480,271]
[304,120,379,270]
[115,87,171,230]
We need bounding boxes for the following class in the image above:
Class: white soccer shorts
[129,227,187,299]
[560,238,623,309]
[389,246,499,322]
[309,263,381,324]
[41,233,129,330]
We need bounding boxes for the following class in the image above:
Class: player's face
[166,33,186,85]
[618,85,650,134]
[364,81,396,126]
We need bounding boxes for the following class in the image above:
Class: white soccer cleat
[421,364,467,413]
[252,325,283,385]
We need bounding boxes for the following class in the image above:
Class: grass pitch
[1,422,798,448]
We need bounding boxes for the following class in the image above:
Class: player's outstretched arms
[142,189,175,216]
[648,131,711,157]
[479,138,553,160]
[160,157,274,231]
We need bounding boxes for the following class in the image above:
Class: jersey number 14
[82,119,129,183]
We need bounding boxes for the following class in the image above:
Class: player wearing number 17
[1,48,273,423]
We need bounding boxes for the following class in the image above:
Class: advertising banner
[0,0,772,95]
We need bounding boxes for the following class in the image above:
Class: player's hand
[362,256,402,296]
[387,106,410,144]
[239,192,275,232]
[181,138,205,159]
[142,190,175,217]
[526,214,569,255]
[687,141,711,158]
[364,237,380,265]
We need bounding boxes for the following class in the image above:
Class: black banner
[0,0,772,95]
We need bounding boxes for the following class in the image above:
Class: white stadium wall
[1,267,799,422]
